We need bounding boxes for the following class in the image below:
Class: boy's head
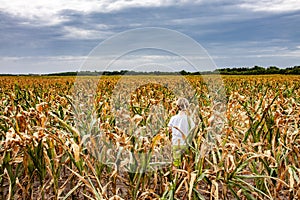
[176,98,189,111]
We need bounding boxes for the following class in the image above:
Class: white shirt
[168,112,195,145]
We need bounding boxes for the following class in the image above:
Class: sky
[0,0,300,74]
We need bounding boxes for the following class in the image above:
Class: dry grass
[0,75,299,199]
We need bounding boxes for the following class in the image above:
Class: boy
[168,98,195,166]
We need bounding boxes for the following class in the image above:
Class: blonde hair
[176,98,189,111]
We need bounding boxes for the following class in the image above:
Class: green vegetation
[1,65,300,76]
[216,65,300,75]
[49,66,300,76]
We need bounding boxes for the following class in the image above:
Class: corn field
[0,75,299,199]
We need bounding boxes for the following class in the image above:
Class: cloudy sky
[0,0,300,74]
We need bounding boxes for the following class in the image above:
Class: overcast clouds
[0,0,300,73]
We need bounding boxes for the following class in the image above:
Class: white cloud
[1,0,299,26]
[239,0,300,13]
[62,26,114,39]
[0,55,87,62]
[0,0,202,25]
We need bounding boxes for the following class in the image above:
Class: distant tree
[179,70,188,75]
[266,66,280,74]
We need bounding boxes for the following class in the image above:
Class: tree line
[54,65,300,76]
[213,65,300,75]
[1,65,299,76]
